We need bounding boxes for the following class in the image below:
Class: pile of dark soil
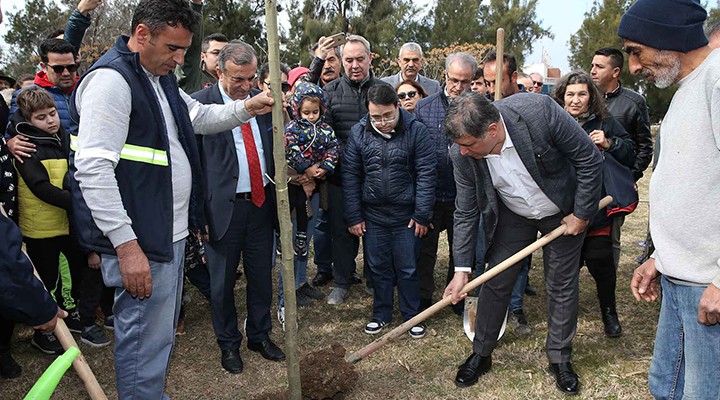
[254,343,357,400]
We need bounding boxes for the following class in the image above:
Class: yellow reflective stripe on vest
[70,135,169,166]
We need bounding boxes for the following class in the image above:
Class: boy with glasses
[343,84,436,338]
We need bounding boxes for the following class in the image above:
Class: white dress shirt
[218,84,269,193]
[484,116,561,220]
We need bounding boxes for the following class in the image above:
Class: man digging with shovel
[443,91,603,395]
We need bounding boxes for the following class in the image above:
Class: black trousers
[23,235,107,327]
[205,195,274,349]
[327,183,359,290]
[417,201,455,301]
[580,235,616,309]
[288,184,309,233]
[0,315,14,353]
[472,203,585,363]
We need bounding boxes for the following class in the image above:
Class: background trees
[568,0,686,122]
[4,0,717,122]
[0,0,551,77]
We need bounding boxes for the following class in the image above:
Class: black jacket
[581,113,635,229]
[605,83,653,181]
[342,109,436,228]
[323,73,390,185]
[580,114,635,168]
[191,86,276,241]
[414,90,455,203]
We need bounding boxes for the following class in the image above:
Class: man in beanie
[619,1,720,399]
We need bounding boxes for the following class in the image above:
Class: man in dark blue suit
[191,40,284,374]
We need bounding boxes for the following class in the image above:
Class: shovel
[345,196,612,364]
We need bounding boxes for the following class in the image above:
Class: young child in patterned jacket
[285,81,339,256]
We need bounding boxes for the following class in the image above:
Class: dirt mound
[253,343,357,400]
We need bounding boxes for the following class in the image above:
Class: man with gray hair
[414,52,476,314]
[381,42,441,95]
[192,40,285,374]
[323,34,391,304]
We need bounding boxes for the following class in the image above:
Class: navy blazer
[191,85,275,241]
[450,94,603,269]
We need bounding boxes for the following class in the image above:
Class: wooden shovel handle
[345,196,613,364]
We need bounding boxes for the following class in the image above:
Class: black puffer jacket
[605,83,653,181]
[323,73,390,185]
[342,109,436,228]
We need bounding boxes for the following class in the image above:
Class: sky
[525,0,595,74]
[0,0,593,74]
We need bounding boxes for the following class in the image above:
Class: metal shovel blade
[463,296,507,341]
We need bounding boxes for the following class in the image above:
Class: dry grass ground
[1,174,659,400]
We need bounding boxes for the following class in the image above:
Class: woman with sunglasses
[395,80,427,114]
[552,70,635,338]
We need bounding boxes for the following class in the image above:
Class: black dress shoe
[548,362,579,395]
[312,272,333,287]
[221,349,243,374]
[455,353,491,388]
[248,339,286,361]
[601,307,623,338]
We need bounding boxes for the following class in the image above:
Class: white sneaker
[408,323,426,339]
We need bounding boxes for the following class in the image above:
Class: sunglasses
[47,64,79,74]
[264,80,292,93]
[532,80,543,87]
[397,90,417,100]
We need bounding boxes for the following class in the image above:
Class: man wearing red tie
[192,40,284,374]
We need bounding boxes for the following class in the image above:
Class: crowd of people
[0,0,719,398]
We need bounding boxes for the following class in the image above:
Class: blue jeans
[364,221,421,323]
[277,193,318,306]
[509,256,531,311]
[101,240,185,400]
[648,277,720,400]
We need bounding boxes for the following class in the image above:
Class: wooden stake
[264,0,302,398]
[495,28,505,101]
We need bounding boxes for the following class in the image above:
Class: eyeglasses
[397,90,417,100]
[447,76,472,88]
[369,112,397,125]
[264,80,291,93]
[47,64,78,74]
[532,80,543,87]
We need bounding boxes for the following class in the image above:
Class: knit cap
[618,0,708,52]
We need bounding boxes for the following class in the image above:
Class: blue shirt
[218,84,268,193]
